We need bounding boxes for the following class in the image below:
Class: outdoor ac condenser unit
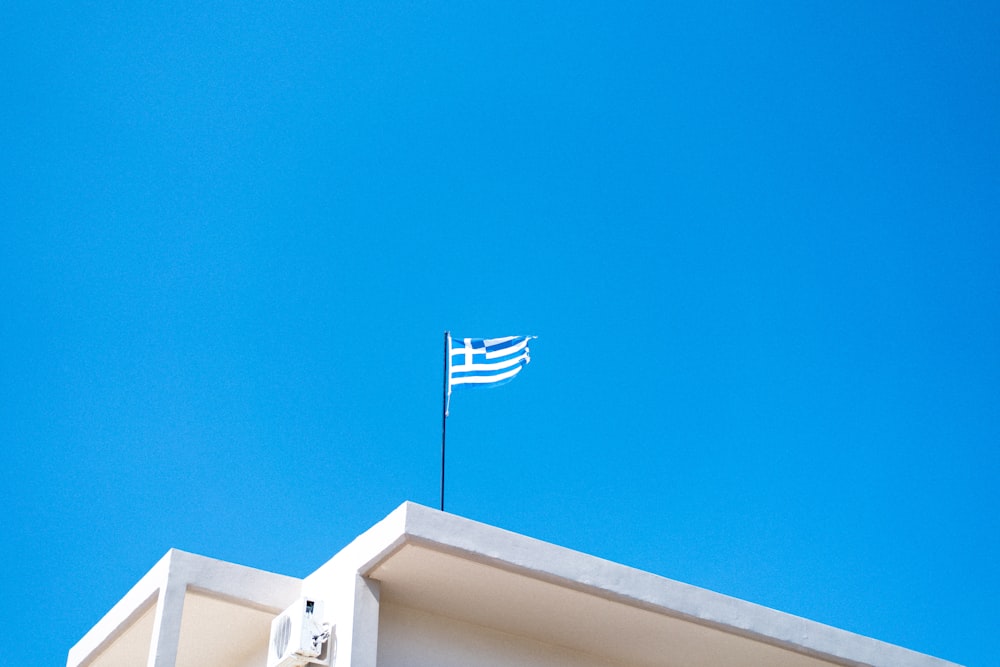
[267,598,333,667]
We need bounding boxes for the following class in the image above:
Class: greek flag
[446,334,534,413]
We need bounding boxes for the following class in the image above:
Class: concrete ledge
[365,502,961,667]
[67,550,302,667]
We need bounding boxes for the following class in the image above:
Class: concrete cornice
[67,550,302,667]
[333,502,960,667]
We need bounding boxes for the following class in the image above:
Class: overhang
[67,549,302,667]
[314,502,959,667]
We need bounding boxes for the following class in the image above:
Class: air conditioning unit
[267,598,333,667]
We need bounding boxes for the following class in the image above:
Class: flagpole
[441,331,450,511]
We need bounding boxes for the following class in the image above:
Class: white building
[68,501,960,667]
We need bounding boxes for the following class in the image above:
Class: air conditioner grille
[273,614,291,659]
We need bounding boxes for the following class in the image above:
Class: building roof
[68,501,961,667]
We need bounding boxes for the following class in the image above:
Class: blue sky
[2,2,997,665]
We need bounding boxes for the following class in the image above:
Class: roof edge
[67,549,173,666]
[364,502,960,667]
[67,549,303,667]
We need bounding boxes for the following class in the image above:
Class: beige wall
[377,602,625,667]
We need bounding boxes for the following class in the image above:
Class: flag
[446,333,534,413]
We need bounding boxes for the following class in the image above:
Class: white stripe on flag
[451,356,529,381]
[451,364,525,386]
[451,351,528,373]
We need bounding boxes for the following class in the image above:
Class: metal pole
[441,331,449,511]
